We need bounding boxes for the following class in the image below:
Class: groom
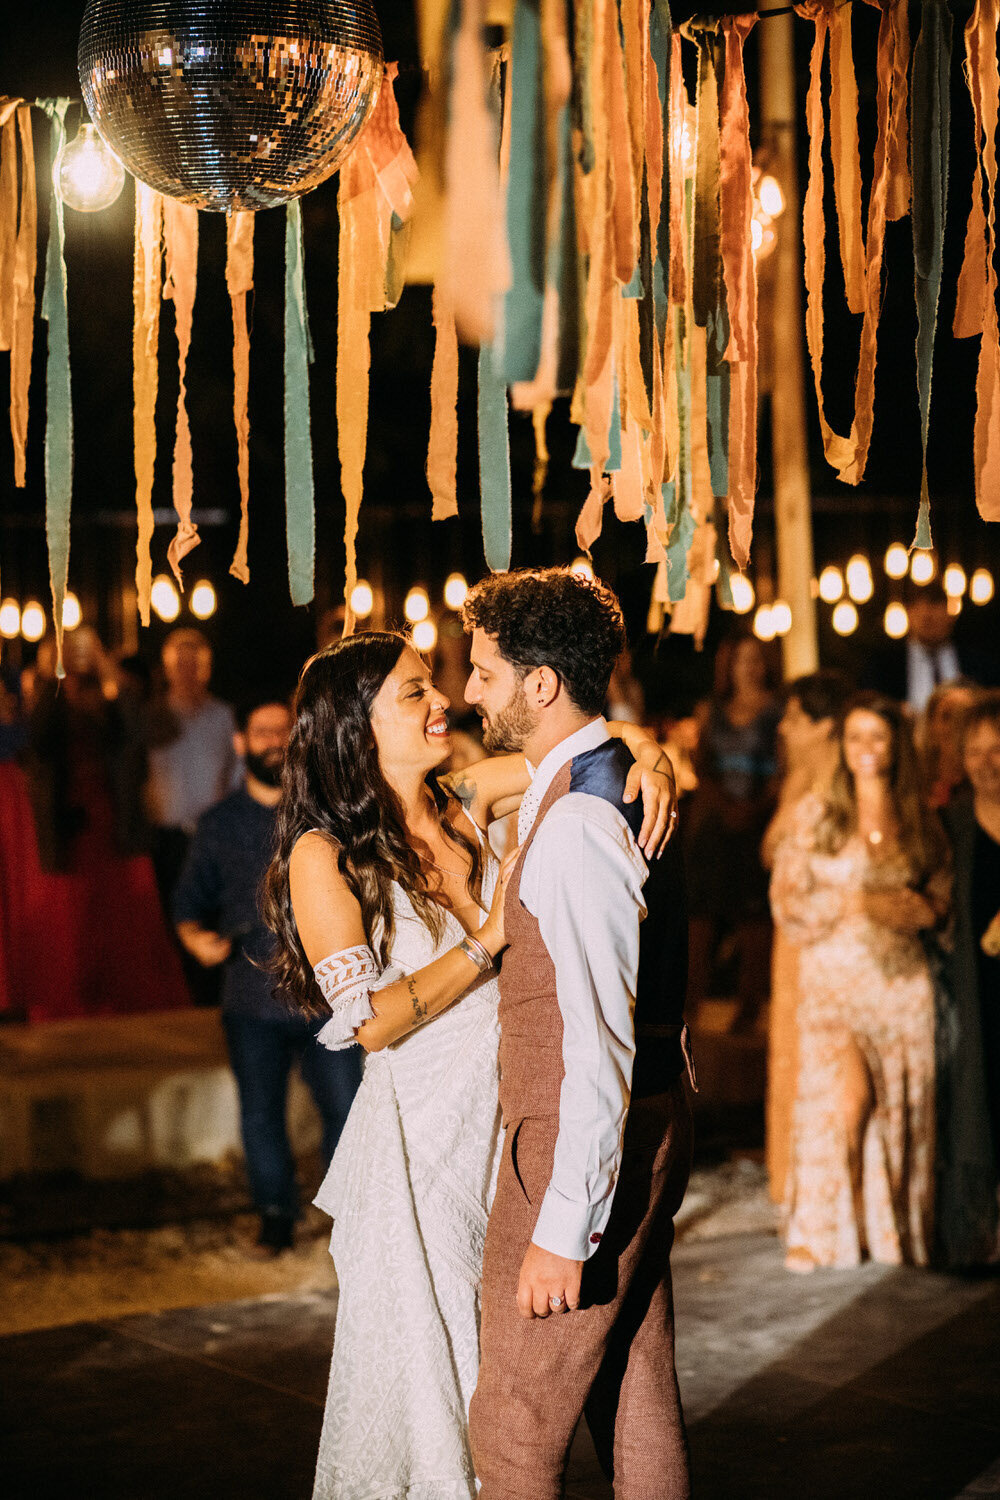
[463,568,694,1499]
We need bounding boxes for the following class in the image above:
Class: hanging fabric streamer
[828,4,866,314]
[0,100,36,489]
[503,0,547,380]
[689,27,723,330]
[427,287,460,518]
[910,0,952,549]
[132,183,163,628]
[226,210,254,582]
[162,199,200,584]
[284,200,315,610]
[953,0,1000,522]
[337,64,418,629]
[478,339,512,570]
[882,0,911,221]
[37,99,72,678]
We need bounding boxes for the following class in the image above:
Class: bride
[262,631,675,1500]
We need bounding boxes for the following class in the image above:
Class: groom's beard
[480,687,538,754]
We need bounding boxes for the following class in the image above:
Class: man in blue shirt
[173,695,361,1254]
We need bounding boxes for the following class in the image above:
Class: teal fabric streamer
[910,0,952,551]
[37,99,72,678]
[572,379,623,472]
[706,298,730,498]
[554,103,581,395]
[503,0,546,384]
[665,306,694,602]
[478,342,512,572]
[284,201,315,607]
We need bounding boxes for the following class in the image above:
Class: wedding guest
[771,692,949,1270]
[919,679,978,810]
[686,631,781,1028]
[937,692,1000,1264]
[173,695,362,1255]
[762,671,848,1205]
[864,580,992,713]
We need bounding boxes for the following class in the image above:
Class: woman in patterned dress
[770,693,950,1271]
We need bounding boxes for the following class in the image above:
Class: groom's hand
[517,1242,583,1319]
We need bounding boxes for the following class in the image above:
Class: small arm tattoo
[441,771,477,810]
[407,976,427,1023]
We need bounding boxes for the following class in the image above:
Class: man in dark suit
[864,580,992,710]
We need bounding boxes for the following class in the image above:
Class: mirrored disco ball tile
[79,1,383,211]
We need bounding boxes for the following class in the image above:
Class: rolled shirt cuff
[530,1179,617,1262]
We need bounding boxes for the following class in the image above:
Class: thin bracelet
[458,935,494,974]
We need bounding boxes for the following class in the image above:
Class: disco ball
[78,1,383,212]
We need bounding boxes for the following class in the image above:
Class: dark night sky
[0,0,996,705]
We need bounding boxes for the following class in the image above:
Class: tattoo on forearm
[406,977,427,1024]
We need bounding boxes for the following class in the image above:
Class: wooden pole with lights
[759,12,819,678]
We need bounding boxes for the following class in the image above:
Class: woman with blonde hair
[771,692,950,1270]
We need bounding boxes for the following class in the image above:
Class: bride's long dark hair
[262,632,482,1015]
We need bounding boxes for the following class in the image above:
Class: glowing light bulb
[758,174,785,219]
[831,600,859,636]
[443,573,469,611]
[750,217,764,253]
[569,556,595,581]
[150,574,180,623]
[679,112,696,173]
[818,565,844,604]
[884,602,909,639]
[0,599,21,638]
[53,123,125,213]
[404,587,430,624]
[770,599,793,636]
[190,580,217,620]
[970,567,995,605]
[910,551,935,585]
[884,543,909,579]
[411,618,438,653]
[20,601,45,642]
[730,574,755,615]
[753,605,776,642]
[943,563,967,598]
[755,223,777,260]
[846,555,874,604]
[947,596,963,617]
[61,592,82,631]
[350,580,374,619]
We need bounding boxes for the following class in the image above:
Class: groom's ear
[526,664,560,710]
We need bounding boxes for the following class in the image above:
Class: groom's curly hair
[463,568,626,718]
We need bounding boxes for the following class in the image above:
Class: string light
[943,563,967,598]
[758,174,785,218]
[910,551,935,585]
[411,618,437,653]
[150,574,181,623]
[443,573,469,611]
[770,599,793,636]
[947,596,963,618]
[20,601,46,642]
[752,604,776,642]
[404,587,430,624]
[569,556,595,581]
[818,565,844,604]
[53,122,125,212]
[350,580,374,620]
[730,574,755,614]
[884,602,909,639]
[61,592,82,630]
[0,600,21,638]
[970,568,995,605]
[846,555,873,604]
[831,600,859,636]
[190,580,217,620]
[884,543,909,579]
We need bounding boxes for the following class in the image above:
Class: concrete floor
[3,1229,999,1500]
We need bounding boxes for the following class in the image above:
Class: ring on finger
[548,1294,564,1310]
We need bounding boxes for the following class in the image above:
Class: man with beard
[173,695,362,1255]
[462,569,694,1500]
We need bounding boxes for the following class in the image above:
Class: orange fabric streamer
[162,200,200,585]
[884,0,911,220]
[227,211,254,583]
[0,102,37,489]
[718,15,757,569]
[338,66,418,630]
[828,6,866,314]
[428,287,459,518]
[133,184,164,628]
[954,0,1000,520]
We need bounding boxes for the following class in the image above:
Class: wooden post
[759,12,819,679]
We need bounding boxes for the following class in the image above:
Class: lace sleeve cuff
[313,945,381,1050]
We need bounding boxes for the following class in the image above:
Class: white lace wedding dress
[311,847,502,1500]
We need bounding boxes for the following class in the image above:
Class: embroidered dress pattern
[314,944,380,1049]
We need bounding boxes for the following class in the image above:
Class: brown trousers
[469,1084,693,1500]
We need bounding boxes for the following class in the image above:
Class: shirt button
[590,1232,602,1245]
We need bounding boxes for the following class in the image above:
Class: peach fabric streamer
[428,287,459,518]
[0,102,36,489]
[718,15,757,569]
[954,0,1000,521]
[227,211,254,583]
[162,200,200,585]
[884,0,911,220]
[133,185,164,628]
[829,6,866,314]
[338,66,418,631]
